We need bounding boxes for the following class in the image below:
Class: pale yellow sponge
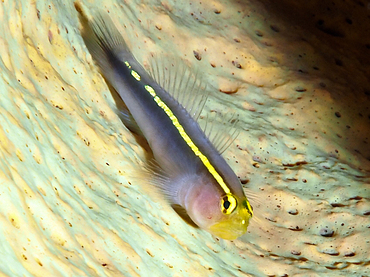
[0,0,368,276]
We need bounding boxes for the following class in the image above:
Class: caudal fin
[75,3,130,78]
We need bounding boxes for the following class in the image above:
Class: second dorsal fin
[147,55,209,121]
[200,111,240,154]
[147,55,240,154]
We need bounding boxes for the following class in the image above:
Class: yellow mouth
[208,198,253,240]
[209,218,249,240]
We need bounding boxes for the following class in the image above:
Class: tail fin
[75,3,130,77]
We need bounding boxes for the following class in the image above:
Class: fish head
[184,181,253,240]
[208,195,253,240]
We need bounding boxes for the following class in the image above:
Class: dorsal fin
[147,55,209,120]
[200,111,240,154]
[147,55,239,154]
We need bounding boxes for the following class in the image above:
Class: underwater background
[0,0,369,276]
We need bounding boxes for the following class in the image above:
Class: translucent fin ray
[78,7,130,84]
[200,112,241,154]
[147,56,209,121]
[143,159,173,196]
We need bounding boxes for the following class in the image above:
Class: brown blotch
[295,87,307,92]
[232,60,242,69]
[193,50,202,61]
[219,87,238,94]
[146,249,155,257]
[240,179,249,184]
[283,161,308,167]
[255,30,263,37]
[289,226,302,231]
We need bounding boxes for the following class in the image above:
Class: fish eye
[221,194,237,215]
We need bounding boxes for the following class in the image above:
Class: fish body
[79,11,253,240]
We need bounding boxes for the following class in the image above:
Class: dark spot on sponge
[255,30,263,37]
[344,251,356,257]
[316,19,345,38]
[270,25,280,32]
[295,87,307,92]
[193,50,201,61]
[320,227,334,237]
[345,18,353,25]
[335,59,343,66]
[331,202,345,207]
[232,60,242,69]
